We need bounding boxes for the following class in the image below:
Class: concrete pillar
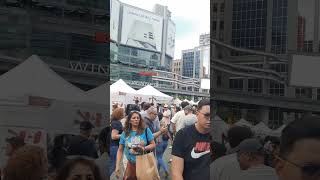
[259,106,269,125]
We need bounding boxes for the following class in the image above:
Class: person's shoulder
[214,153,238,165]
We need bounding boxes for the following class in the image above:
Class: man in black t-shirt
[171,99,211,180]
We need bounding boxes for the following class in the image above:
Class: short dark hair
[98,127,110,154]
[180,101,189,109]
[227,126,253,148]
[280,115,320,157]
[197,98,210,110]
[143,103,151,111]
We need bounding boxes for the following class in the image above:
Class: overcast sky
[119,0,210,60]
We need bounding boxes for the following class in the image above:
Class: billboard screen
[289,55,320,87]
[121,5,163,52]
[166,20,175,57]
[110,0,120,41]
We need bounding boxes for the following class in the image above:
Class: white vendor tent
[0,55,87,103]
[212,116,229,143]
[252,122,272,137]
[109,79,137,106]
[270,124,286,137]
[234,118,253,128]
[86,82,109,105]
[136,85,173,104]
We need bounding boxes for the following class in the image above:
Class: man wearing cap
[67,121,98,159]
[182,105,197,127]
[235,138,278,180]
[162,104,171,125]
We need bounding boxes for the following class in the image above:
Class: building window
[297,0,315,52]
[269,82,285,96]
[269,108,284,129]
[217,75,222,87]
[270,63,287,73]
[232,0,267,51]
[229,78,243,91]
[295,88,312,99]
[271,0,288,54]
[248,79,262,93]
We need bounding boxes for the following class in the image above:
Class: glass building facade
[232,0,267,51]
[0,0,108,66]
[297,0,314,52]
[271,0,288,54]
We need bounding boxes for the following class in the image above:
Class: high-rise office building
[212,0,320,128]
[110,0,175,83]
[200,33,210,46]
[0,0,108,90]
[182,45,210,79]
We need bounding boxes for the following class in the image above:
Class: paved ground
[110,141,173,180]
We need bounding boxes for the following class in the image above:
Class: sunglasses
[276,155,320,178]
[198,111,210,119]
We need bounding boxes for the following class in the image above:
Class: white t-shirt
[162,109,171,125]
[170,110,186,132]
[234,165,278,180]
[211,153,241,180]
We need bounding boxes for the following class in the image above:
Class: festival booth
[252,122,272,137]
[109,79,137,108]
[212,116,229,144]
[0,55,107,164]
[135,85,173,104]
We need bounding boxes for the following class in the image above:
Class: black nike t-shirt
[172,124,211,180]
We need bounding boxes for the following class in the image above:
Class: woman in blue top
[115,111,155,180]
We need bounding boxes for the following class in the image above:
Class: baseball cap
[6,137,25,148]
[236,138,263,153]
[80,121,95,130]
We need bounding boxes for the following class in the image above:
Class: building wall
[212,0,320,128]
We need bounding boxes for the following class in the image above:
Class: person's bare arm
[153,125,168,139]
[171,155,184,180]
[115,144,124,178]
[111,129,121,140]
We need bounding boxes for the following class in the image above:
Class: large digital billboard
[121,5,163,52]
[110,0,120,41]
[166,20,176,58]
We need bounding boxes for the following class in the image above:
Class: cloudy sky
[119,0,210,60]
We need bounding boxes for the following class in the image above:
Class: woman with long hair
[115,111,156,180]
[110,107,125,175]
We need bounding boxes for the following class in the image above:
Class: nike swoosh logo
[191,148,210,159]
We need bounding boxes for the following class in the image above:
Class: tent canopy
[234,118,253,128]
[252,122,272,136]
[0,55,87,102]
[86,82,109,105]
[136,85,173,103]
[110,79,137,94]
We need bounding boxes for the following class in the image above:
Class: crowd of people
[0,120,109,180]
[110,98,211,180]
[1,99,320,180]
[211,113,320,180]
